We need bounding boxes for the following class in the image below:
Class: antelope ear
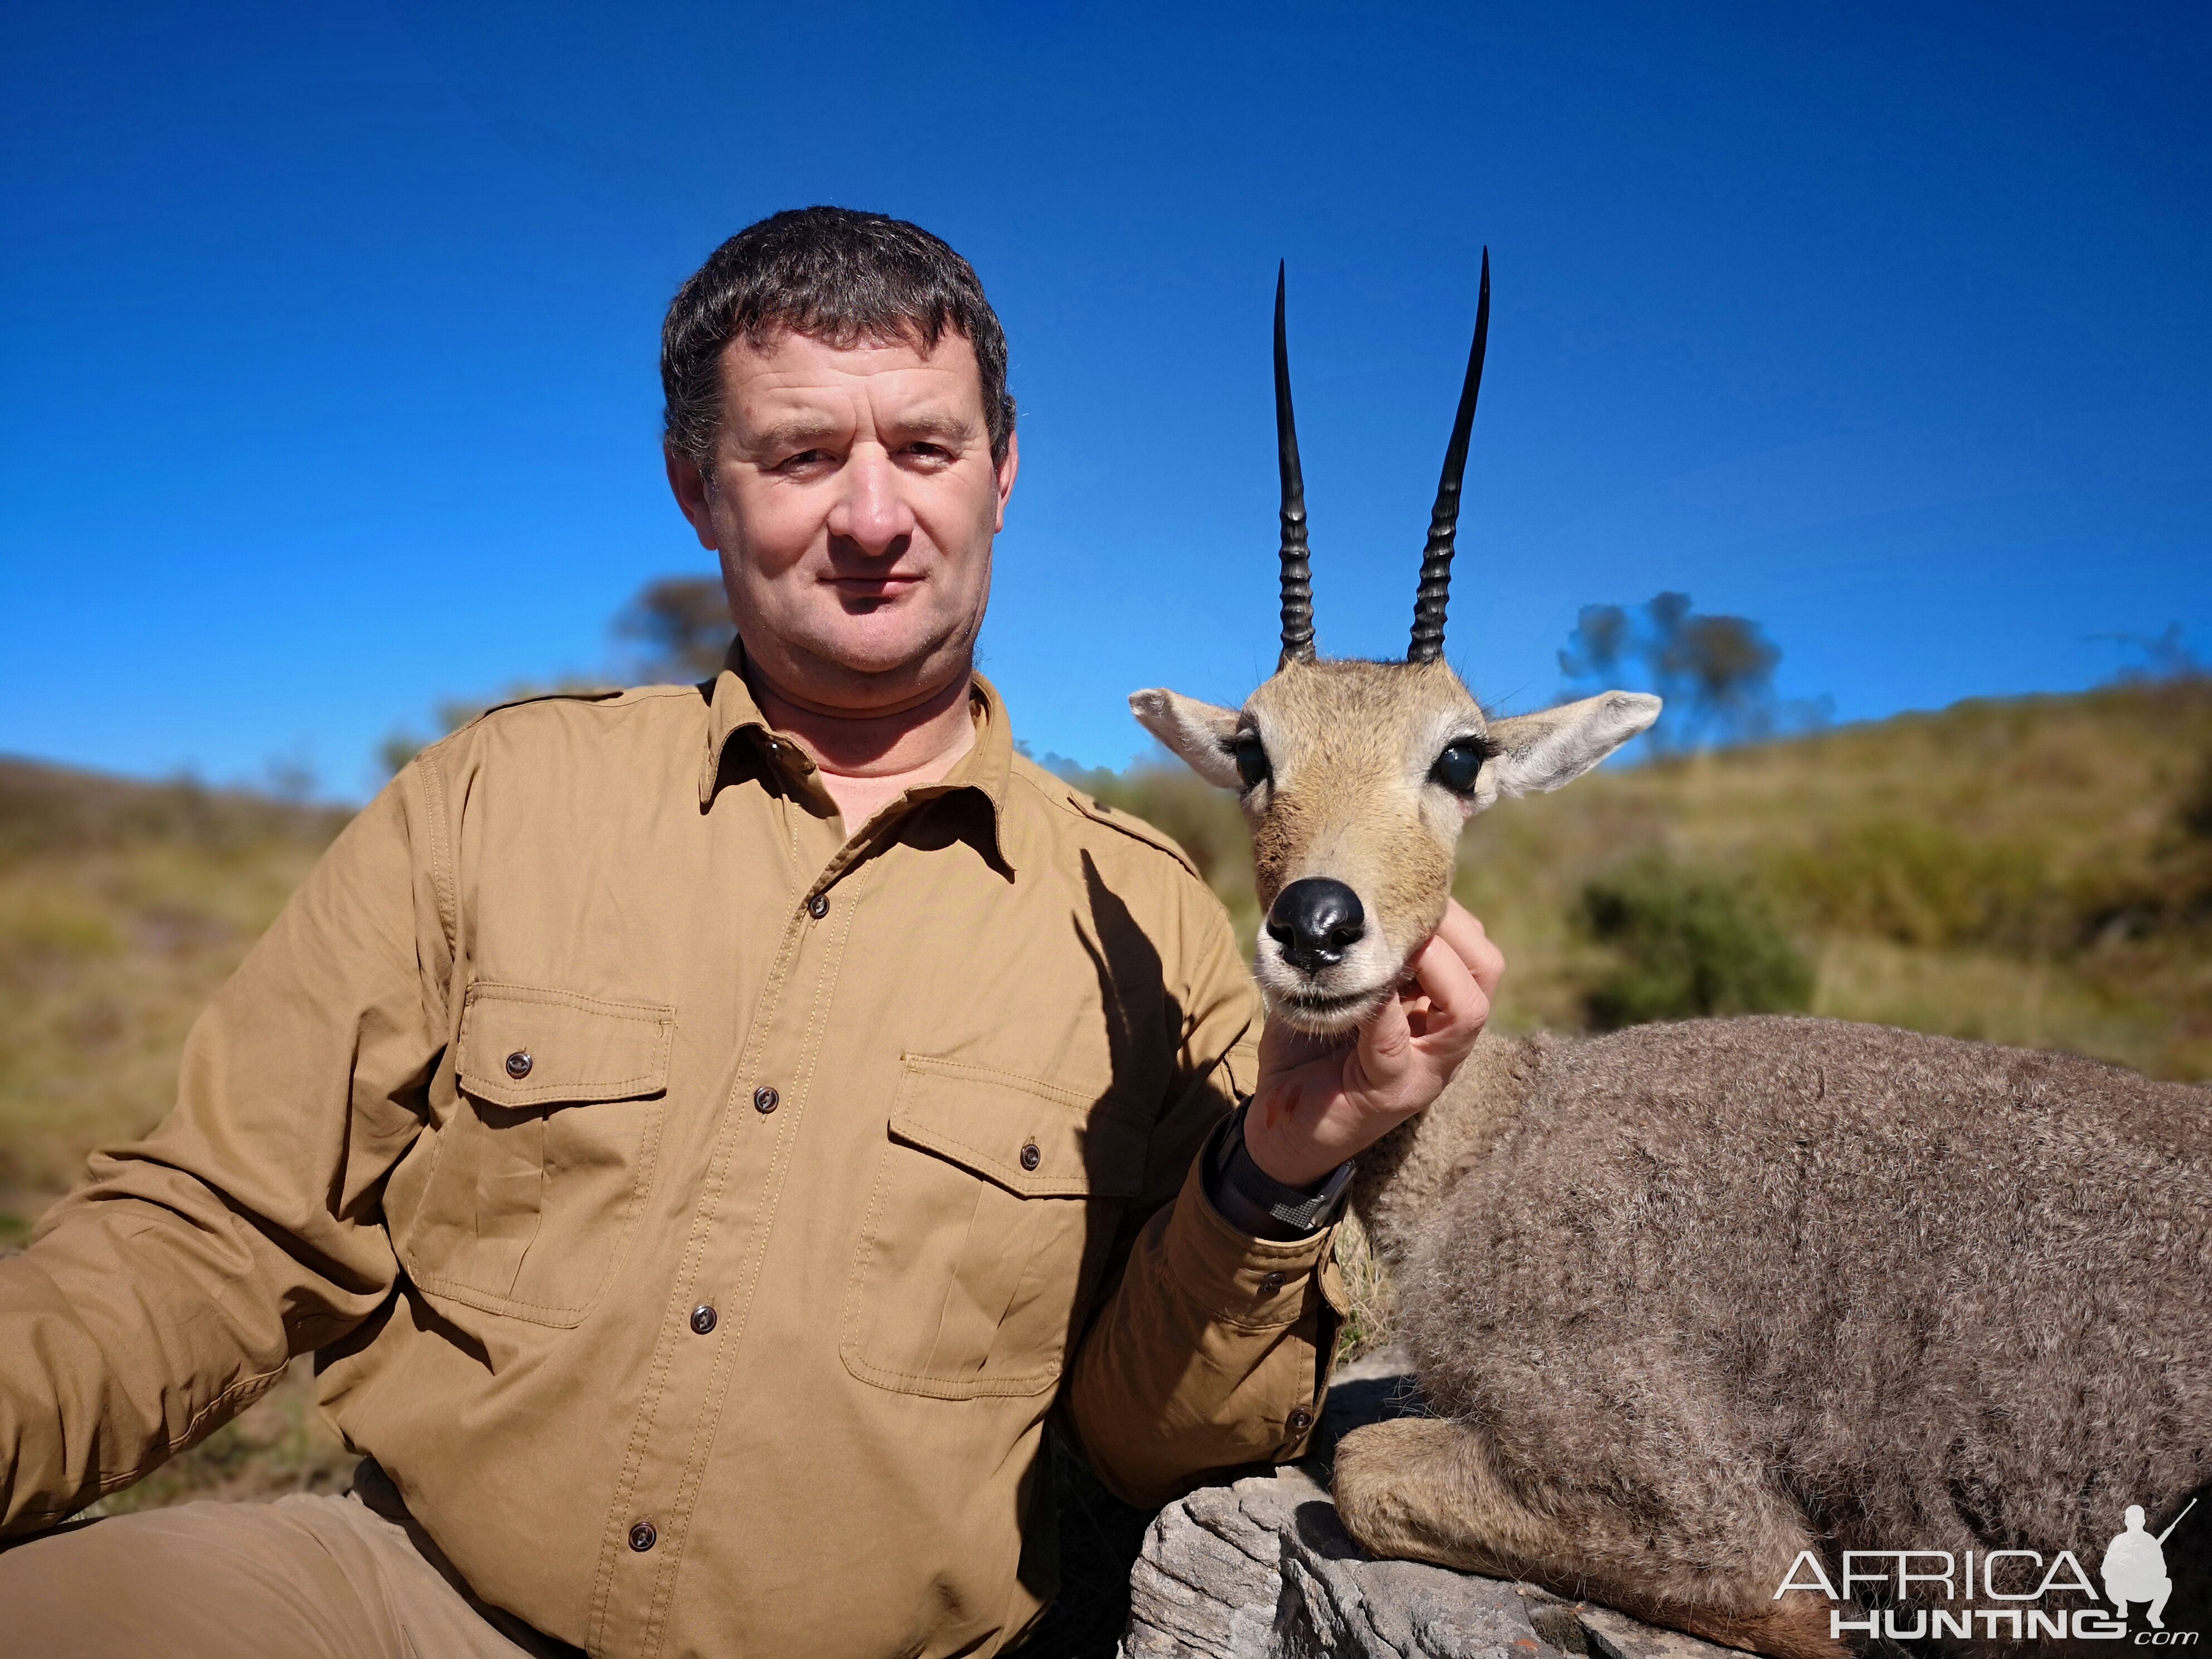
[1482,691,1661,803]
[1129,688,1244,789]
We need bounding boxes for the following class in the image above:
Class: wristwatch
[1204,1100,1356,1239]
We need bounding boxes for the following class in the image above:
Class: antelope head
[1132,256,1660,1032]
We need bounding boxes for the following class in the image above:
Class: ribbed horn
[1274,262,1314,665]
[1408,247,1490,664]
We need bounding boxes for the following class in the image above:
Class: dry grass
[1453,677,2212,1078]
[0,760,345,1243]
[1328,1209,1399,1365]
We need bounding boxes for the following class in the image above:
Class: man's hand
[1242,901,1505,1189]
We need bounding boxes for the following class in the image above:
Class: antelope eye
[1430,739,1490,794]
[1231,732,1272,790]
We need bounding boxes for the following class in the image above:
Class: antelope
[1130,258,2212,1657]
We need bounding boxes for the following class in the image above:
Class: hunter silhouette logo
[1773,1497,2201,1643]
[2107,1501,2197,1632]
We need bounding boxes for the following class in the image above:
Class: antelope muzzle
[1265,878,1367,976]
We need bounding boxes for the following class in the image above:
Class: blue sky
[4,1,2208,799]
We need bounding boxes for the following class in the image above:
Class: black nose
[1266,878,1366,974]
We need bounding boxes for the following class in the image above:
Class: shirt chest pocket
[397,982,675,1328]
[841,1056,1149,1400]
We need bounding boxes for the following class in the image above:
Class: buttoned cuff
[1166,1141,1338,1329]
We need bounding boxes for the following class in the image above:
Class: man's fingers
[1434,900,1506,1000]
[1355,990,1415,1083]
[1410,925,1487,1036]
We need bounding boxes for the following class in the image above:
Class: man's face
[668,326,1016,713]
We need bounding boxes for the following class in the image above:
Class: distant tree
[375,731,422,780]
[1560,591,1791,752]
[375,575,732,778]
[1556,601,1636,682]
[376,692,590,778]
[262,747,319,804]
[615,576,734,683]
[2090,623,2204,684]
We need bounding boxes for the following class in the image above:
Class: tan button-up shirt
[0,666,1342,1658]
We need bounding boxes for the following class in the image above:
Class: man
[0,207,1501,1658]
[2104,1505,2178,1629]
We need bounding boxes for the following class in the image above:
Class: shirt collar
[698,638,1016,870]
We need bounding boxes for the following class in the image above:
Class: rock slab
[1119,1352,1732,1659]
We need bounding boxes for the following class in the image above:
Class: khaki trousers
[0,1465,578,1659]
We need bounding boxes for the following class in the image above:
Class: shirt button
[504,1050,532,1080]
[807,893,830,919]
[1260,1270,1287,1293]
[1018,1141,1041,1172]
[628,1521,657,1553]
[1286,1406,1315,1438]
[690,1304,717,1336]
[754,1085,779,1114]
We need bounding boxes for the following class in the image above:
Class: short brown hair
[661,206,1016,473]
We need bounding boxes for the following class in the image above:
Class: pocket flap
[457,983,675,1108]
[889,1056,1147,1199]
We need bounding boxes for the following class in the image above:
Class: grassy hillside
[0,761,350,1243]
[1466,676,2212,1078]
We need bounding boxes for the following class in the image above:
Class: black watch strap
[1204,1101,1355,1239]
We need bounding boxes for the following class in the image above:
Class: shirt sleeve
[0,770,449,1535]
[1058,877,1346,1508]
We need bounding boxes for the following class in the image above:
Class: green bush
[2084,747,2212,941]
[2180,748,2212,843]
[1576,854,1814,1029]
